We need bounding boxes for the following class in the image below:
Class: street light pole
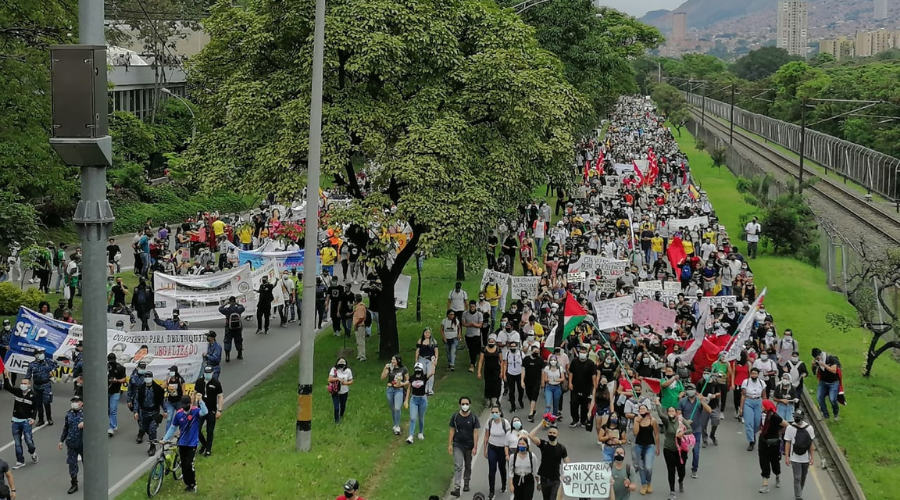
[729,84,735,145]
[161,88,196,140]
[296,0,326,452]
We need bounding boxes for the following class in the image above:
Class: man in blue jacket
[163,393,208,493]
[58,395,83,494]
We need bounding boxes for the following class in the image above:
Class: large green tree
[185,0,583,357]
[731,47,800,81]
[514,0,662,131]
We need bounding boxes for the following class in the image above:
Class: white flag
[681,298,709,364]
[724,288,767,361]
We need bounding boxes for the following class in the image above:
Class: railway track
[690,108,900,248]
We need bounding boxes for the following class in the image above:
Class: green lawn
[677,127,900,500]
[118,255,487,500]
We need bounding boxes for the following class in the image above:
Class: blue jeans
[691,431,702,472]
[386,387,404,427]
[408,395,428,436]
[817,380,839,418]
[418,357,434,393]
[109,392,121,431]
[163,400,178,431]
[744,398,762,443]
[140,252,150,276]
[776,401,794,422]
[487,444,508,493]
[11,420,35,463]
[633,443,656,485]
[722,285,733,296]
[544,384,562,415]
[535,238,544,257]
[445,338,458,367]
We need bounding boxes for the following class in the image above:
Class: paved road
[452,394,841,500]
[1,230,332,499]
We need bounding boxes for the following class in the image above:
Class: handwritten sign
[663,281,682,291]
[562,462,612,499]
[599,186,618,199]
[568,272,586,283]
[633,287,697,305]
[669,216,709,231]
[632,300,677,333]
[593,296,634,330]
[509,276,541,300]
[570,256,627,278]
[638,280,662,290]
[480,269,510,301]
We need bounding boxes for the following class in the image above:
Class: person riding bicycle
[162,393,208,493]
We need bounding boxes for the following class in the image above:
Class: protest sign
[3,307,83,375]
[638,280,662,290]
[569,256,627,278]
[663,281,682,291]
[596,279,618,294]
[669,216,709,231]
[633,287,697,305]
[593,296,634,330]
[395,274,411,309]
[705,295,737,309]
[108,313,135,332]
[568,272,586,283]
[481,269,510,300]
[237,248,320,274]
[599,186,618,199]
[613,163,635,176]
[510,276,541,300]
[154,262,284,323]
[632,300,677,333]
[108,329,206,391]
[562,462,612,499]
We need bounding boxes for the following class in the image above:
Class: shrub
[0,282,45,315]
[110,185,254,234]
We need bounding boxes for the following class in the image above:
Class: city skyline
[776,0,809,56]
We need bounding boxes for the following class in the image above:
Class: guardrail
[800,390,867,500]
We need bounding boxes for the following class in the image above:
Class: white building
[776,1,808,57]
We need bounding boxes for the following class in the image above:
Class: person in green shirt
[292,269,304,323]
[106,276,115,310]
[660,365,684,409]
[710,352,731,412]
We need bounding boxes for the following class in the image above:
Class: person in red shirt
[336,478,364,500]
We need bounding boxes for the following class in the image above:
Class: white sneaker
[31,453,38,463]
[392,426,401,435]
[417,433,425,440]
[406,435,414,444]
[108,429,115,436]
[13,462,25,469]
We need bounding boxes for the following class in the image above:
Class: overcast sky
[599,0,684,17]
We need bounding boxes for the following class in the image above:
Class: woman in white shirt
[509,434,541,499]
[327,357,354,424]
[440,310,461,371]
[542,355,566,421]
[482,405,511,498]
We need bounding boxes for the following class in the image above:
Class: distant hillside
[641,0,780,29]
[641,9,673,32]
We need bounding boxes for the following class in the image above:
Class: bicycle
[147,440,182,498]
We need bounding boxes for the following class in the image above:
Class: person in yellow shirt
[682,237,695,256]
[703,228,717,245]
[650,233,664,264]
[237,224,253,250]
[483,280,502,325]
[320,244,338,276]
[211,218,226,238]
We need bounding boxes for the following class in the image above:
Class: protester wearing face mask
[448,397,480,497]
[597,415,626,463]
[328,358,354,425]
[776,329,798,367]
[730,351,751,418]
[106,353,126,437]
[656,399,687,499]
[0,319,14,386]
[541,355,565,421]
[202,331,223,380]
[478,334,504,408]
[126,360,148,419]
[162,366,185,432]
[568,344,598,428]
[526,424,570,500]
[133,371,166,456]
[699,368,723,446]
[660,365,684,410]
[162,392,208,493]
[753,349,779,395]
[57,396,84,494]
[404,362,431,443]
[739,367,767,451]
[482,405,511,499]
[3,372,38,470]
[611,446,638,500]
[195,366,224,457]
[677,383,714,479]
[502,341,526,413]
[509,435,540,500]
[381,356,409,435]
[773,373,797,423]
[335,478,365,500]
[781,350,808,398]
[25,347,56,426]
[522,345,545,423]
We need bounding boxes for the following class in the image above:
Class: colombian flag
[688,184,700,201]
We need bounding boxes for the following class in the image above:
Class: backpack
[364,308,373,327]
[227,312,243,331]
[54,249,64,266]
[681,264,692,280]
[678,428,696,453]
[488,418,509,436]
[791,424,813,455]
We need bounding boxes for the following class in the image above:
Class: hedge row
[111,185,254,235]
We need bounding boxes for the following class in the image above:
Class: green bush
[0,283,45,315]
[110,184,253,234]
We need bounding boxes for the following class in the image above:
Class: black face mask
[547,434,557,442]
[614,454,625,462]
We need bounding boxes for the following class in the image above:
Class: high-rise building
[872,28,895,53]
[818,36,855,60]
[855,30,874,57]
[874,0,888,20]
[672,12,687,42]
[777,1,809,56]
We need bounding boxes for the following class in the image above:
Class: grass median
[676,126,900,500]
[117,256,487,500]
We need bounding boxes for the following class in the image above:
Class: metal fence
[683,92,900,201]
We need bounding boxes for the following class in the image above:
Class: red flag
[681,162,688,185]
[642,377,662,394]
[595,150,605,174]
[584,161,590,181]
[632,160,645,185]
[0,354,5,375]
[667,236,687,279]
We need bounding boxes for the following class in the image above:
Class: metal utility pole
[49,0,112,496]
[701,84,707,126]
[798,98,807,194]
[729,84,736,145]
[296,0,326,452]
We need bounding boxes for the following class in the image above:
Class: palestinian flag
[562,292,588,340]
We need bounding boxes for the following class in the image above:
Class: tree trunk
[376,226,423,360]
[863,330,900,377]
[456,254,466,282]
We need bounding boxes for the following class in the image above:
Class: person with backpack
[610,446,638,500]
[162,392,208,493]
[482,404,511,499]
[784,409,815,500]
[218,297,246,362]
[508,434,540,500]
[448,397,481,497]
[130,280,154,331]
[327,357,354,424]
[679,261,692,291]
[811,348,841,421]
[676,383,713,479]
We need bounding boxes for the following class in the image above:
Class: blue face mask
[491,413,500,420]
[518,445,527,452]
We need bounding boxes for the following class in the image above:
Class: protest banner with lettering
[154,262,284,323]
[593,296,634,330]
[633,287,697,305]
[613,163,635,176]
[638,280,662,290]
[481,269,510,300]
[510,276,541,300]
[632,300,677,333]
[596,279,618,294]
[108,313,135,332]
[569,256,627,278]
[568,272,586,283]
[663,281,682,291]
[395,274,411,309]
[669,216,709,231]
[562,462,612,499]
[599,186,618,199]
[237,248,320,274]
[3,307,83,375]
[107,329,206,391]
[705,295,738,309]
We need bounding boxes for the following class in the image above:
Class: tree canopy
[185,0,584,356]
[731,47,800,81]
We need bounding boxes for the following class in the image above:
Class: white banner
[153,262,284,323]
[705,295,737,308]
[593,296,634,330]
[596,279,617,294]
[638,280,662,290]
[562,462,612,499]
[569,256,628,278]
[568,272,586,283]
[724,288,767,361]
[107,329,206,390]
[633,287,698,305]
[509,276,541,300]
[481,269,510,301]
[663,281,682,291]
[108,314,135,332]
[669,216,709,231]
[599,186,618,199]
[395,274,411,309]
